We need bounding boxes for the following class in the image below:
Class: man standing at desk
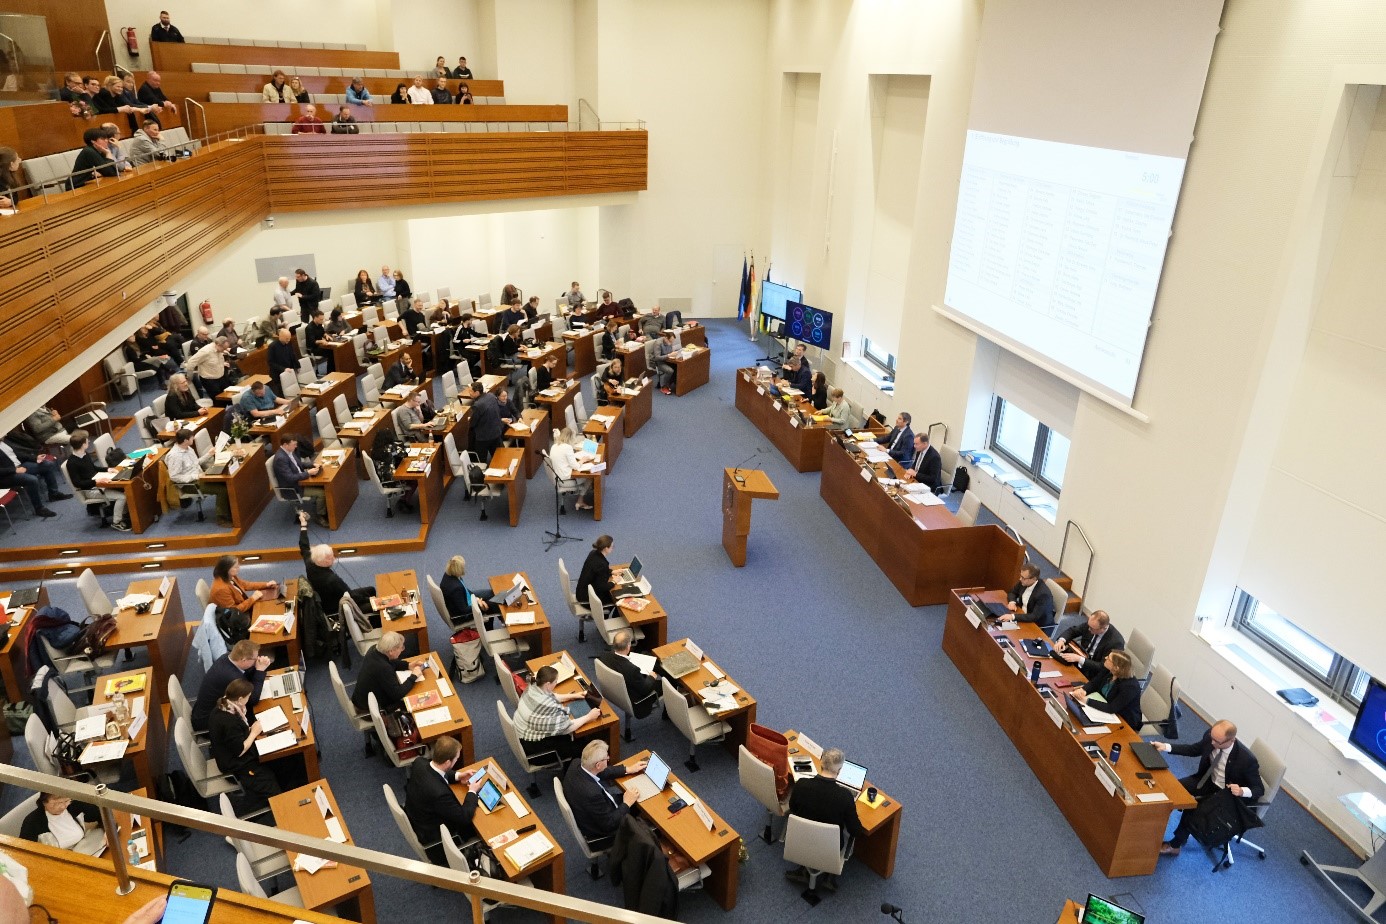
[267,328,297,382]
[903,433,941,491]
[1053,610,1125,680]
[464,382,504,461]
[191,640,271,731]
[785,747,865,890]
[291,269,323,325]
[1154,720,1264,858]
[877,412,914,464]
[561,739,648,852]
[405,735,484,865]
[1006,563,1055,630]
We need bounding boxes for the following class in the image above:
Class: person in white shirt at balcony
[406,75,434,105]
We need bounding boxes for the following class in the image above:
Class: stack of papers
[504,831,555,870]
[74,715,107,742]
[505,611,537,626]
[413,705,453,728]
[293,854,333,874]
[80,740,128,764]
[323,816,347,843]
[117,593,155,610]
[257,705,289,733]
[255,730,297,756]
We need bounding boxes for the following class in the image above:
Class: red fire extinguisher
[124,27,139,58]
[199,299,213,324]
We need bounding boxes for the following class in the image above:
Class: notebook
[612,556,643,586]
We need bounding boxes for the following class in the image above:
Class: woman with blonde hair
[547,427,594,511]
[439,554,496,624]
[1072,649,1143,730]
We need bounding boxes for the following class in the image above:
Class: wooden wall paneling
[147,72,504,101]
[262,135,435,210]
[152,43,400,74]
[0,101,187,163]
[428,135,570,200]
[564,132,648,194]
[199,103,566,137]
[0,211,67,412]
[2,0,110,74]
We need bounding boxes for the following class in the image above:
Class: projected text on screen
[944,131,1185,401]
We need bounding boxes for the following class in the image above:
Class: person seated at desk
[257,306,286,347]
[781,356,812,393]
[876,412,914,464]
[498,323,525,362]
[164,373,207,420]
[600,319,619,361]
[208,678,282,812]
[636,306,663,341]
[810,372,829,411]
[383,353,421,390]
[820,388,851,427]
[1053,610,1125,680]
[1072,650,1142,730]
[266,328,298,385]
[523,296,542,324]
[598,629,657,711]
[238,380,291,421]
[496,389,518,428]
[211,554,280,616]
[577,534,617,610]
[123,334,178,387]
[562,739,649,851]
[536,354,560,393]
[549,428,595,512]
[499,299,527,330]
[781,343,810,377]
[405,735,484,865]
[164,428,230,522]
[1155,719,1264,858]
[395,392,434,442]
[566,281,586,309]
[653,331,678,395]
[514,664,603,767]
[298,510,376,613]
[21,793,103,855]
[275,437,326,523]
[64,429,127,530]
[784,746,866,890]
[192,640,271,731]
[598,357,625,405]
[596,291,622,320]
[354,269,380,307]
[903,433,941,491]
[400,298,428,341]
[2,429,67,502]
[325,306,352,338]
[439,555,497,626]
[352,631,423,713]
[1006,563,1055,630]
[218,318,241,354]
[305,309,335,373]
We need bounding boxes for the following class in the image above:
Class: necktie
[891,430,903,450]
[1197,747,1226,790]
[913,451,923,471]
[1087,631,1101,657]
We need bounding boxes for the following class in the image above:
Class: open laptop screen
[1083,894,1145,924]
[644,751,670,792]
[627,556,643,581]
[837,760,868,791]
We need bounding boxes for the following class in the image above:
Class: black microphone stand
[542,452,582,551]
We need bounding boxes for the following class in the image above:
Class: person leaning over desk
[352,631,423,714]
[405,734,484,865]
[1156,719,1264,858]
[208,678,282,811]
[210,554,280,615]
[513,664,603,766]
[192,639,271,731]
[561,738,649,850]
[1053,610,1125,681]
[784,747,865,891]
[1071,650,1142,729]
[1006,562,1055,630]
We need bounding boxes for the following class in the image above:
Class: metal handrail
[183,97,208,140]
[578,97,599,131]
[94,30,110,74]
[0,763,664,924]
[1059,519,1095,598]
[926,421,949,446]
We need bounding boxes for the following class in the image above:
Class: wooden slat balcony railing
[152,42,402,73]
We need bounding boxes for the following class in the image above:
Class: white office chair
[937,444,960,494]
[328,661,375,755]
[593,658,655,743]
[474,598,529,680]
[194,578,211,612]
[220,794,290,878]
[365,453,407,516]
[739,744,788,844]
[332,394,353,426]
[440,824,519,920]
[132,407,160,447]
[556,558,592,642]
[362,376,384,407]
[367,692,428,767]
[1138,665,1180,738]
[316,408,344,451]
[1047,581,1081,639]
[296,357,318,386]
[367,362,385,386]
[463,450,503,513]
[587,586,642,647]
[955,490,982,527]
[173,716,249,808]
[76,568,112,616]
[168,675,210,750]
[554,776,610,879]
[341,594,383,657]
[442,369,461,401]
[264,457,301,511]
[0,795,40,837]
[38,630,116,696]
[495,653,522,709]
[425,574,465,631]
[661,676,730,773]
[783,815,847,899]
[25,714,64,777]
[1126,628,1156,687]
[572,390,591,428]
[278,368,301,399]
[384,784,438,864]
[442,434,468,485]
[1212,738,1286,870]
[235,853,303,906]
[496,699,562,798]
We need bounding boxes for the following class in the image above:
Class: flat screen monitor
[759,280,801,323]
[1349,678,1386,772]
[1083,894,1145,924]
[787,302,833,348]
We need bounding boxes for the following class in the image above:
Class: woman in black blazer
[1073,650,1142,730]
[810,372,829,411]
[208,677,282,811]
[576,535,615,609]
[21,793,102,852]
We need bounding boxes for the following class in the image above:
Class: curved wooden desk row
[818,438,1024,606]
[153,42,402,73]
[147,72,506,101]
[734,368,833,472]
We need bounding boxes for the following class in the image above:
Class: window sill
[959,450,1059,525]
[845,357,893,392]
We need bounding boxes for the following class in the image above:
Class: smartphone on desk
[161,880,217,924]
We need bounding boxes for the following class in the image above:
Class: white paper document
[413,706,453,728]
[74,715,106,742]
[255,730,298,756]
[323,816,347,843]
[504,831,554,869]
[627,652,658,675]
[502,791,529,818]
[293,854,331,874]
[505,611,537,626]
[80,740,128,764]
[257,705,289,733]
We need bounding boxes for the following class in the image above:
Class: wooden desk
[504,409,551,479]
[489,572,551,656]
[610,378,653,437]
[522,341,568,380]
[618,748,741,910]
[1056,900,1083,924]
[0,587,48,702]
[301,448,358,529]
[527,651,620,760]
[108,577,186,694]
[201,441,272,530]
[270,781,375,923]
[299,373,356,417]
[91,668,165,794]
[156,406,223,443]
[819,438,1024,606]
[734,369,831,472]
[484,447,527,526]
[480,374,508,395]
[584,406,624,472]
[613,590,668,649]
[374,570,430,655]
[615,340,647,379]
[721,468,779,567]
[669,345,710,396]
[651,639,756,752]
[238,343,270,377]
[784,728,902,878]
[393,444,446,524]
[534,379,579,433]
[464,337,498,377]
[336,407,393,474]
[110,452,163,534]
[942,589,1196,877]
[325,338,360,376]
[573,443,606,521]
[254,667,320,782]
[113,786,164,872]
[474,307,504,333]
[562,330,598,378]
[671,325,707,349]
[403,650,473,757]
[250,400,310,453]
[250,579,300,667]
[379,380,427,410]
[450,757,566,923]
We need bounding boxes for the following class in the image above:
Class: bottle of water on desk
[127,835,140,867]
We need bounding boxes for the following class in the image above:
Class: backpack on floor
[450,627,485,683]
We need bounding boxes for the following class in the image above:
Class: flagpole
[747,251,758,342]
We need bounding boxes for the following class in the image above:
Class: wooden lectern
[721,468,779,567]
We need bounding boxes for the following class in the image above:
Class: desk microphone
[731,448,761,485]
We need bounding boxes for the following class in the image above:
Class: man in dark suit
[191,640,270,731]
[561,739,648,853]
[404,736,484,865]
[1154,720,1265,856]
[1006,563,1056,631]
[267,328,298,382]
[785,747,866,889]
[464,382,504,461]
[274,437,325,521]
[1054,610,1125,680]
[904,433,942,491]
[597,629,658,719]
[290,269,323,325]
[353,632,423,713]
[876,412,914,464]
[297,511,375,613]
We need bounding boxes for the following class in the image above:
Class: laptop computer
[108,455,147,483]
[613,556,643,586]
[497,583,525,607]
[625,751,672,802]
[1081,893,1145,924]
[835,759,868,794]
[1130,741,1169,771]
[660,650,701,679]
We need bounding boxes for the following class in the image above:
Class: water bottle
[1030,660,1042,685]
[126,835,140,866]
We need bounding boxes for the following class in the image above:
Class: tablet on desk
[478,779,504,812]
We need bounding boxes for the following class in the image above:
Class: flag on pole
[736,256,750,319]
[748,255,759,331]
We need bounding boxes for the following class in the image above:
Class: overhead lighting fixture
[53,569,74,576]
[146,543,166,550]
[59,549,81,556]
[339,548,357,555]
[141,562,161,569]
[243,555,261,562]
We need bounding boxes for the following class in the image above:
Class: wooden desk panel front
[375,570,429,655]
[201,442,272,530]
[651,639,756,753]
[611,379,653,437]
[734,370,830,472]
[615,340,648,379]
[108,577,186,694]
[505,408,551,479]
[393,444,446,524]
[302,448,358,529]
[250,401,310,453]
[942,590,1195,877]
[584,406,624,472]
[485,447,528,526]
[534,379,579,433]
[669,346,710,396]
[0,587,50,702]
[562,331,597,378]
[527,651,621,760]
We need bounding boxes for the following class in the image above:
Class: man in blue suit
[1006,563,1056,631]
[876,412,914,463]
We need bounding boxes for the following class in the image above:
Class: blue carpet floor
[3,319,1367,923]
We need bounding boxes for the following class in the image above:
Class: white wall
[490,0,575,108]
[383,0,482,78]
